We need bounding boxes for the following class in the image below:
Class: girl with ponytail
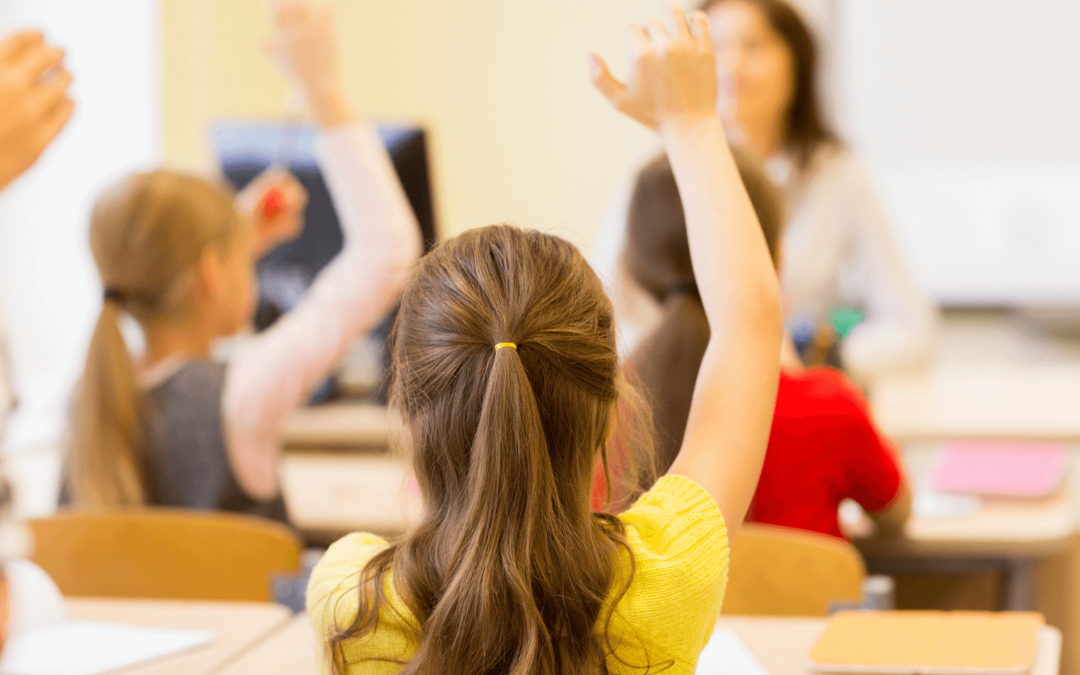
[67,1,421,517]
[308,7,782,675]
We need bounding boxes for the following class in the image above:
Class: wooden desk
[285,442,1076,560]
[714,616,1061,675]
[869,311,1080,444]
[64,597,291,675]
[284,402,391,451]
[214,614,1063,675]
[218,614,316,675]
[856,488,1074,559]
[854,444,1075,559]
[850,444,1076,610]
[281,453,419,544]
[871,363,1080,443]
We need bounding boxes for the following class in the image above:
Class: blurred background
[5,0,1080,508]
[3,0,1080,575]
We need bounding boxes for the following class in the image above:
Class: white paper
[913,488,982,519]
[3,560,65,636]
[0,621,215,675]
[696,629,769,675]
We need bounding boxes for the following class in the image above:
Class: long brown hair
[626,149,783,473]
[68,171,243,507]
[701,0,839,167]
[333,225,652,675]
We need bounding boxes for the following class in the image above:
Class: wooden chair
[28,509,302,602]
[722,523,866,616]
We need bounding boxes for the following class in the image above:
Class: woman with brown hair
[306,7,783,674]
[594,0,937,380]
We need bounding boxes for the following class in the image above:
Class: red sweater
[745,367,903,539]
[593,367,903,540]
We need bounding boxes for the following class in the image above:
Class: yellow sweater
[306,474,728,674]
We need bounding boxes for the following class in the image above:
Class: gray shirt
[143,360,289,524]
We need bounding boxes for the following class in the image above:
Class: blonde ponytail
[69,297,146,506]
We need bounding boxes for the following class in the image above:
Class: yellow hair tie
[494,342,517,352]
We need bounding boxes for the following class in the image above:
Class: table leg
[1002,559,1036,611]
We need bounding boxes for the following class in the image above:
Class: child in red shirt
[748,367,905,538]
[603,152,911,538]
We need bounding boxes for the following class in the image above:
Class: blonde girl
[67,2,421,520]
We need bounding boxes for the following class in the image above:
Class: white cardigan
[592,144,939,379]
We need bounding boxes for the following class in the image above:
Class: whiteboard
[833,0,1080,305]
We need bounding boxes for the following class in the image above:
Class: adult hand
[236,169,309,257]
[589,7,718,134]
[0,31,74,191]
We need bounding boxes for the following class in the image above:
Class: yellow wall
[160,0,674,249]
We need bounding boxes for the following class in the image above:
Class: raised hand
[589,7,718,133]
[265,0,350,128]
[236,169,309,257]
[591,8,782,539]
[0,31,75,190]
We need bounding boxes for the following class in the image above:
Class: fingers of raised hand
[668,5,693,40]
[634,8,712,66]
[625,24,652,58]
[646,19,672,51]
[236,169,282,214]
[0,31,43,64]
[588,53,626,108]
[280,174,308,211]
[31,68,72,113]
[689,10,713,51]
[649,7,709,57]
[33,94,74,150]
[20,44,65,82]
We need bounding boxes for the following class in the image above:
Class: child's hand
[237,170,309,256]
[589,6,718,133]
[0,31,74,191]
[266,2,340,105]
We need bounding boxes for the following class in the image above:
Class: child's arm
[222,0,422,501]
[591,8,782,539]
[842,389,913,536]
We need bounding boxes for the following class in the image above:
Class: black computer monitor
[213,121,438,401]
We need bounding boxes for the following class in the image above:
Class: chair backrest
[28,509,302,601]
[722,523,866,616]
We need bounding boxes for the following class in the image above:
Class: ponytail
[68,297,146,507]
[412,345,573,673]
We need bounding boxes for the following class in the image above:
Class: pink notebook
[930,442,1066,498]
